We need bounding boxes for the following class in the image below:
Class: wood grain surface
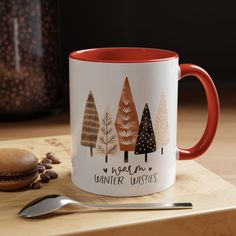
[0,135,236,236]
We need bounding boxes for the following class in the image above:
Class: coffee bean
[51,158,61,164]
[40,173,50,183]
[45,170,58,179]
[31,181,41,189]
[42,158,52,164]
[46,152,55,159]
[42,163,53,169]
[37,164,46,173]
[45,152,61,164]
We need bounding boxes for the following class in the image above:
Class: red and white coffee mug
[69,48,219,196]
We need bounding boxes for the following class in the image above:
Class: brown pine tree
[155,93,169,155]
[115,77,139,162]
[96,105,118,162]
[80,90,100,157]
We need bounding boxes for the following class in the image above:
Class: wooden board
[0,135,236,236]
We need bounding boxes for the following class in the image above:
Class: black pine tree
[134,103,156,162]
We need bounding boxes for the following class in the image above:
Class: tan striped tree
[81,91,100,157]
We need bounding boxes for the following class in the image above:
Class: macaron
[0,148,38,191]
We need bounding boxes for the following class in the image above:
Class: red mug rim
[69,47,178,63]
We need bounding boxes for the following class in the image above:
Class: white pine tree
[96,105,119,162]
[155,93,169,155]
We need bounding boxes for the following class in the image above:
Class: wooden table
[0,135,236,236]
[0,104,235,235]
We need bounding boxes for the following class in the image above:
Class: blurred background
[0,0,235,121]
[59,0,235,108]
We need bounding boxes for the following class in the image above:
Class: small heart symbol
[149,167,152,171]
[103,168,108,173]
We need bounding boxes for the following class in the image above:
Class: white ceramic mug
[69,47,219,196]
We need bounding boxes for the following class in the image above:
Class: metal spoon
[18,194,193,218]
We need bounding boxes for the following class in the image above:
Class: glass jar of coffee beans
[0,0,63,120]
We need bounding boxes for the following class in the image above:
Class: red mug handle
[178,64,220,160]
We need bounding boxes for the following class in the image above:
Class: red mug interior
[69,48,178,63]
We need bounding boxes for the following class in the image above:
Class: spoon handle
[78,202,193,210]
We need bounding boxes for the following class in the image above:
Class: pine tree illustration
[155,93,169,155]
[96,105,118,162]
[80,90,100,157]
[135,103,156,162]
[115,77,139,163]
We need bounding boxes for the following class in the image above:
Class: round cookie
[0,148,38,191]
